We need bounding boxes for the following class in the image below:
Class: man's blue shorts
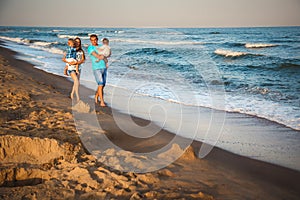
[93,68,107,86]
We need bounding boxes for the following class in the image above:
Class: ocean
[0,26,300,170]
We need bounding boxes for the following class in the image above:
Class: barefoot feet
[100,102,106,107]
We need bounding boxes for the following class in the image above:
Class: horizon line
[0,25,300,29]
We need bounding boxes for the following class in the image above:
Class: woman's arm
[62,53,77,65]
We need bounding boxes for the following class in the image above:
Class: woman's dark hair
[74,37,83,51]
[74,37,85,60]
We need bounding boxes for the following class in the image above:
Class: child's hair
[68,38,75,47]
[102,38,109,43]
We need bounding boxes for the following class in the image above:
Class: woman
[62,37,85,102]
[74,37,85,81]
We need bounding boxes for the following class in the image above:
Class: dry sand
[0,44,300,200]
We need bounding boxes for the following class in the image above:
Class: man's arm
[91,51,105,60]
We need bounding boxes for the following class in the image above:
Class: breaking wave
[245,43,278,48]
[214,49,249,57]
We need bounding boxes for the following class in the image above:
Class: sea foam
[0,36,24,43]
[214,49,248,57]
[245,43,278,48]
[57,34,90,40]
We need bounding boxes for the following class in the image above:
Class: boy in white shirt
[96,38,111,67]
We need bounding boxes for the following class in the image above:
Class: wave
[57,34,90,39]
[57,34,75,39]
[124,48,173,56]
[108,80,300,131]
[44,47,64,54]
[245,43,278,48]
[26,44,64,55]
[214,49,249,57]
[278,62,300,69]
[52,29,64,32]
[0,36,24,43]
[0,36,59,47]
[224,96,300,131]
[209,31,221,34]
[0,28,13,33]
[270,39,295,43]
[27,42,64,54]
[146,89,300,131]
[28,39,58,47]
[32,41,54,46]
[110,38,204,46]
[77,32,89,37]
[224,42,245,47]
[0,36,64,54]
[99,30,125,34]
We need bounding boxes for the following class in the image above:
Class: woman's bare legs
[70,72,80,102]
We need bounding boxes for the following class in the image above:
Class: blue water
[0,26,300,131]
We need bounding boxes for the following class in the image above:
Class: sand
[0,43,300,199]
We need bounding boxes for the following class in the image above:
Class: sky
[0,0,300,27]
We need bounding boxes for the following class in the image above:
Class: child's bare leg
[64,66,68,76]
[103,57,108,68]
[76,64,79,74]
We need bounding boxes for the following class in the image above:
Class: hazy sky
[0,0,299,27]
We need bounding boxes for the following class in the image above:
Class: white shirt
[97,44,111,57]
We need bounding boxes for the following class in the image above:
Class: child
[96,38,111,67]
[63,38,78,75]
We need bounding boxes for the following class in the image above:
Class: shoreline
[1,44,300,199]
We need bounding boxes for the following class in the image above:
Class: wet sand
[0,44,300,199]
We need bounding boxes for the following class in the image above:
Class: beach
[1,43,300,199]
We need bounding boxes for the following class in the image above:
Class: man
[88,34,110,107]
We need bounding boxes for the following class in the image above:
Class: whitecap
[245,43,278,48]
[57,34,89,39]
[57,34,75,39]
[47,47,64,54]
[0,36,24,43]
[33,41,52,46]
[214,49,248,57]
[27,44,64,55]
[52,29,64,32]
